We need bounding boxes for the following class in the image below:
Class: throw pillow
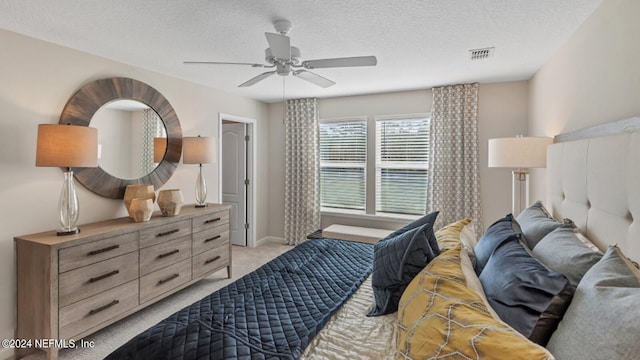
[383,211,439,240]
[435,218,471,251]
[532,225,603,288]
[547,245,640,360]
[479,238,572,346]
[369,215,439,316]
[516,201,564,249]
[436,218,478,268]
[396,245,554,360]
[473,214,521,274]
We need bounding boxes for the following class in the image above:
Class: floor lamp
[488,136,552,216]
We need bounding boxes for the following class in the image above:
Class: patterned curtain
[428,83,483,238]
[284,98,321,245]
[141,109,163,174]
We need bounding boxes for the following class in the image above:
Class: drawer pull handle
[89,270,120,283]
[204,217,222,224]
[158,249,180,259]
[88,245,120,256]
[158,273,179,285]
[157,229,180,237]
[204,235,221,243]
[89,300,120,315]
[205,256,221,265]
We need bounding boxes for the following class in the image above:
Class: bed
[107,118,640,360]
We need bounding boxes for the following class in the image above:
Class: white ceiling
[0,0,603,103]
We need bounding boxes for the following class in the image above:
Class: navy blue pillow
[368,214,440,316]
[479,238,573,346]
[474,214,521,274]
[383,211,439,240]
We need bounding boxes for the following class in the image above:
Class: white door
[222,122,247,246]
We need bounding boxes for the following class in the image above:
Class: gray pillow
[532,225,603,288]
[516,201,564,249]
[547,246,640,360]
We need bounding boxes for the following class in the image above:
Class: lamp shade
[154,137,167,163]
[183,136,216,164]
[36,124,98,167]
[488,136,553,168]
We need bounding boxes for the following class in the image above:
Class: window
[319,119,367,211]
[376,116,429,215]
[319,114,430,217]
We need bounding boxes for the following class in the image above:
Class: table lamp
[36,124,98,235]
[183,136,216,207]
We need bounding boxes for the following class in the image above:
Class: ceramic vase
[124,184,155,218]
[129,198,154,222]
[157,189,184,216]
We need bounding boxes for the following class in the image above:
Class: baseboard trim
[256,236,285,247]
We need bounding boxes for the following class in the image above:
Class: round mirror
[59,78,182,199]
[92,100,168,180]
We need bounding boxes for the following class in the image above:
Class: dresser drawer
[59,252,139,308]
[139,219,191,248]
[192,224,229,255]
[192,210,229,234]
[59,280,138,339]
[140,235,192,276]
[192,246,230,279]
[59,233,138,273]
[140,259,191,304]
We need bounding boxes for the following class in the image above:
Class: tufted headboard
[547,117,640,260]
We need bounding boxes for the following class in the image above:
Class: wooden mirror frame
[59,77,182,199]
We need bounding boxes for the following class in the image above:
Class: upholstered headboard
[547,117,640,260]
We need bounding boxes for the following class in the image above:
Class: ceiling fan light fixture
[185,19,377,88]
[273,19,292,35]
[265,46,301,65]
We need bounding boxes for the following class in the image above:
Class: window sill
[321,208,419,223]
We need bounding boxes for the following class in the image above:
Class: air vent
[469,47,494,60]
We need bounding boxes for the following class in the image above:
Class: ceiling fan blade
[184,61,266,67]
[302,56,377,69]
[265,32,291,60]
[238,71,277,87]
[293,70,336,88]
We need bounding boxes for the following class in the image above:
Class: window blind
[375,117,429,215]
[319,120,366,210]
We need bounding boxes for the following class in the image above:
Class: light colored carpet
[23,238,290,360]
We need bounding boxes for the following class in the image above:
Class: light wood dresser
[14,203,231,360]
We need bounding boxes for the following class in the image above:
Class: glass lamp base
[57,228,80,236]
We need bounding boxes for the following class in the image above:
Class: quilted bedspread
[106,239,373,360]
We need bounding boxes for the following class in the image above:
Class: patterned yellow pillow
[435,218,472,251]
[396,245,555,360]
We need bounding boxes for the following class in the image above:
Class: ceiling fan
[184,20,377,88]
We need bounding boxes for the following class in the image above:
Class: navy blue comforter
[106,239,373,360]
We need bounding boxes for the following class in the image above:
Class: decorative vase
[124,184,155,218]
[129,198,154,222]
[157,189,184,216]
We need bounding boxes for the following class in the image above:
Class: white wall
[0,28,269,356]
[478,82,530,223]
[528,0,640,202]
[268,82,529,239]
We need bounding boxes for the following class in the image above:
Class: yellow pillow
[396,245,555,360]
[435,218,471,251]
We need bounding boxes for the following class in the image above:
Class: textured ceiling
[0,0,602,103]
